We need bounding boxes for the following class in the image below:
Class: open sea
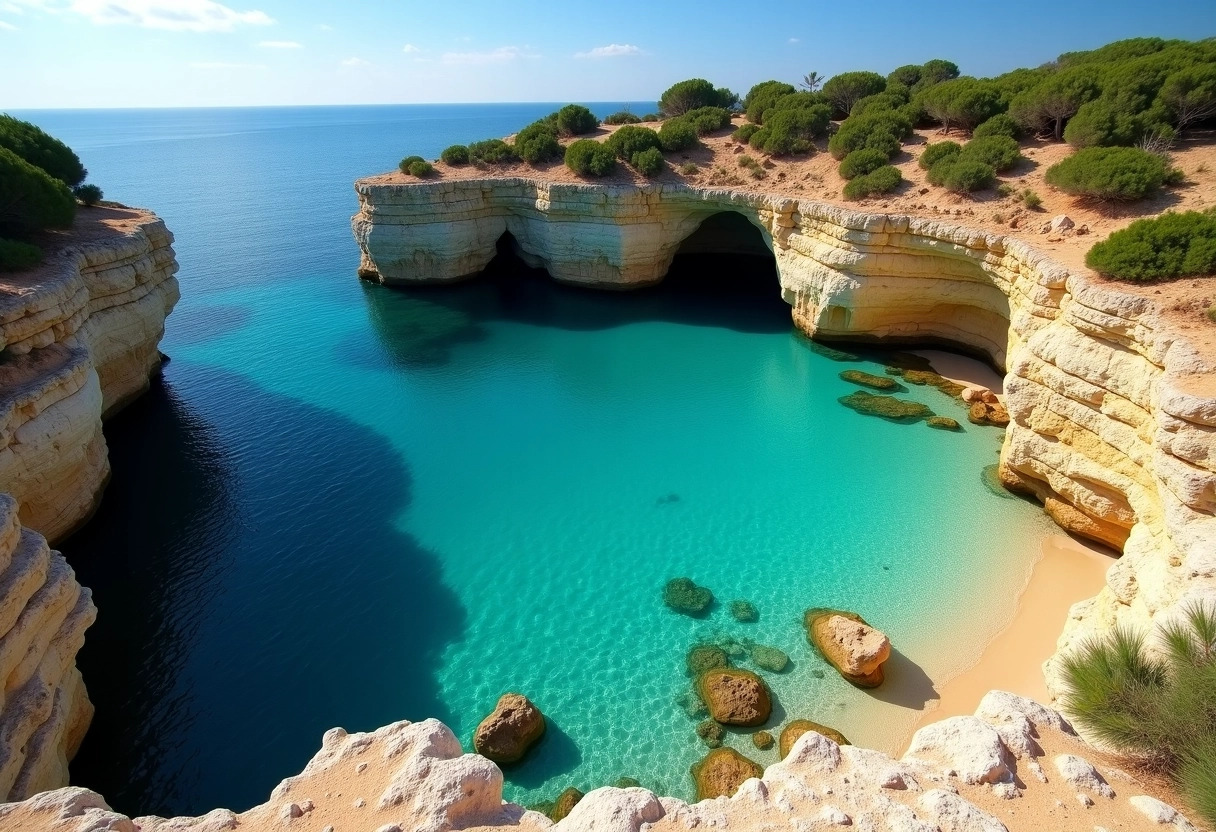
[10,104,1054,817]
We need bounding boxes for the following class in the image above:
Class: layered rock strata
[2,693,1197,832]
[0,494,95,802]
[353,178,1215,698]
[0,208,180,542]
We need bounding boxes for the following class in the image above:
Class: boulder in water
[926,416,961,431]
[687,645,729,677]
[664,577,713,616]
[473,693,546,763]
[551,788,583,822]
[749,644,790,673]
[730,600,758,622]
[752,730,775,750]
[696,719,724,748]
[839,369,900,391]
[838,391,933,422]
[699,668,772,726]
[804,609,891,688]
[691,748,764,800]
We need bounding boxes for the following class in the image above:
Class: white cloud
[0,19,15,28]
[258,39,300,48]
[340,56,368,66]
[402,42,419,53]
[788,37,800,43]
[441,45,538,65]
[68,0,273,31]
[574,43,640,59]
[190,60,266,68]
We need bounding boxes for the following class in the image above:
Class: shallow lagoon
[15,105,1054,815]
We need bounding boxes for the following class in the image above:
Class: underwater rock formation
[698,668,772,726]
[729,599,758,622]
[663,577,713,616]
[838,390,934,422]
[839,369,900,390]
[690,747,764,801]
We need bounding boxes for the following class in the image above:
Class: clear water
[10,105,1052,817]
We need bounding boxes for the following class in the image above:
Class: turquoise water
[12,106,1052,816]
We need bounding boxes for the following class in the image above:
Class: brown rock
[804,609,890,687]
[968,401,1010,427]
[752,730,775,750]
[778,720,851,758]
[698,669,772,726]
[551,787,583,822]
[690,748,764,800]
[473,694,545,763]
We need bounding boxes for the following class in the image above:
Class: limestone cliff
[353,178,1216,698]
[1,693,1198,832]
[0,207,180,543]
[0,494,95,803]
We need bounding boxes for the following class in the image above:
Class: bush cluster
[513,122,562,165]
[743,80,797,123]
[550,104,599,137]
[658,120,698,152]
[658,79,737,118]
[631,147,665,177]
[0,238,43,271]
[74,184,104,206]
[838,148,889,180]
[564,139,617,177]
[1085,209,1216,280]
[467,139,517,165]
[971,113,1022,139]
[732,123,760,143]
[1060,603,1216,827]
[603,111,642,125]
[398,156,434,177]
[842,165,902,199]
[919,134,1020,193]
[827,109,911,160]
[1044,145,1172,201]
[750,105,831,155]
[441,145,470,165]
[0,114,88,188]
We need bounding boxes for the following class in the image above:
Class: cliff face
[353,178,1216,696]
[1,693,1199,832]
[0,208,180,543]
[0,494,95,802]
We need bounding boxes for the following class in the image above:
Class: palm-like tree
[800,72,824,92]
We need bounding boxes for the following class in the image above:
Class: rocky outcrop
[353,178,1216,701]
[0,494,95,802]
[805,609,891,687]
[4,693,1196,832]
[698,669,772,726]
[0,208,179,543]
[473,693,546,764]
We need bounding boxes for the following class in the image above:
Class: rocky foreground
[0,692,1199,832]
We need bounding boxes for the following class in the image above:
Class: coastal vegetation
[1085,210,1216,281]
[0,115,104,270]
[1044,146,1175,201]
[1060,603,1216,826]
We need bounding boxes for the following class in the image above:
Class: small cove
[16,105,1059,816]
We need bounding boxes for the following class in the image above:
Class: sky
[1,0,1214,109]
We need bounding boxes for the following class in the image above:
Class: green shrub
[747,128,771,151]
[0,147,76,237]
[960,135,1021,171]
[679,106,732,135]
[732,124,760,143]
[0,238,43,272]
[839,148,889,179]
[1063,99,1162,148]
[74,184,103,206]
[1045,146,1170,201]
[997,183,1015,197]
[553,104,599,136]
[1060,603,1216,828]
[1158,65,1216,131]
[407,160,433,177]
[850,90,909,118]
[440,145,469,165]
[399,155,425,173]
[1207,304,1216,324]
[513,122,562,165]
[659,79,736,118]
[564,139,617,176]
[1022,189,1043,209]
[631,147,665,177]
[919,141,962,170]
[603,111,642,125]
[760,91,827,124]
[1008,67,1101,140]
[827,110,910,160]
[467,139,517,165]
[680,162,699,175]
[757,106,830,155]
[916,78,1003,133]
[743,80,797,123]
[0,114,88,188]
[1085,210,1216,280]
[842,165,902,199]
[640,113,661,122]
[605,125,662,160]
[659,120,698,152]
[927,158,996,192]
[971,113,1022,139]
[822,71,887,118]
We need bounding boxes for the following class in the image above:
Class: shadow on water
[502,718,583,789]
[344,221,790,371]
[61,366,467,818]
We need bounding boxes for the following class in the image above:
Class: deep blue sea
[10,105,1053,817]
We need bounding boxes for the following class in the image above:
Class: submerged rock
[749,644,790,673]
[805,340,860,362]
[981,464,1017,498]
[901,368,967,398]
[691,748,764,800]
[472,693,546,763]
[677,688,708,719]
[551,787,583,821]
[664,577,714,616]
[687,645,730,677]
[804,609,890,688]
[730,600,758,622]
[779,719,851,757]
[699,668,772,726]
[613,777,642,789]
[926,416,961,431]
[839,369,900,391]
[968,401,1010,427]
[696,719,725,748]
[838,390,933,422]
[752,730,775,750]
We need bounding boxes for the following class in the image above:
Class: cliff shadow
[345,220,788,371]
[62,364,467,818]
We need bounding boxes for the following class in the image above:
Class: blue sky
[1,0,1214,109]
